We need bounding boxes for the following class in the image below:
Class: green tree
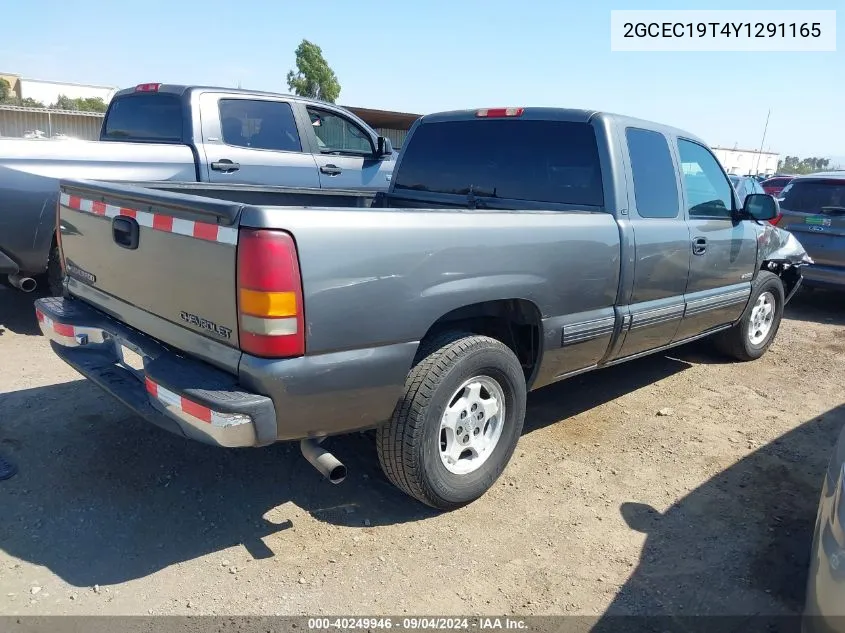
[49,94,108,112]
[777,156,831,175]
[286,39,341,103]
[76,96,108,113]
[19,97,45,108]
[0,78,10,102]
[51,94,77,110]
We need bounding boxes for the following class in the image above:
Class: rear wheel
[714,271,784,361]
[377,332,527,510]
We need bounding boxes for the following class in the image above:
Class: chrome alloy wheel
[748,291,776,345]
[439,376,506,475]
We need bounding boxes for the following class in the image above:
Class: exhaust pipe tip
[300,438,347,485]
[8,274,37,293]
[327,463,347,484]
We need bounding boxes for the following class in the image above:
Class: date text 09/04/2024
[307,618,528,630]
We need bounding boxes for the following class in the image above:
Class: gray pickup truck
[35,106,811,510]
[0,83,395,294]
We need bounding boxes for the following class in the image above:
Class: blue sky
[1,0,842,160]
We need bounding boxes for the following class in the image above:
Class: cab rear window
[393,119,604,207]
[102,94,183,142]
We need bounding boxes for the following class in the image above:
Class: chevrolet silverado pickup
[0,83,395,294]
[35,107,811,510]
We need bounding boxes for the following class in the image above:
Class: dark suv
[776,172,845,290]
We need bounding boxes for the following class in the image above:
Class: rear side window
[102,94,183,142]
[218,99,302,152]
[393,120,604,207]
[625,128,679,219]
[780,179,845,213]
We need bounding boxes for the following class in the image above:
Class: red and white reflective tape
[60,192,237,246]
[35,308,76,338]
[144,376,250,428]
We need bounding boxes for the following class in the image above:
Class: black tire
[45,241,64,297]
[714,271,784,361]
[377,332,527,511]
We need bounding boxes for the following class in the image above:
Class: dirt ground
[1,285,843,619]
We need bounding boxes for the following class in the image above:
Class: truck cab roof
[416,107,709,148]
[111,84,339,110]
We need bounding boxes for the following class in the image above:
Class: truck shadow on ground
[592,404,844,628]
[785,288,845,327]
[0,345,702,588]
[0,287,41,336]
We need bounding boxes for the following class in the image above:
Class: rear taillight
[769,213,783,226]
[236,229,305,358]
[134,83,161,92]
[476,107,524,118]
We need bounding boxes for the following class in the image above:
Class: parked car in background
[803,418,845,632]
[35,106,810,510]
[762,175,793,197]
[775,172,845,290]
[0,83,395,295]
[728,174,767,206]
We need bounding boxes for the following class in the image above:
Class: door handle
[112,216,139,250]
[692,237,708,256]
[320,164,342,176]
[211,159,240,173]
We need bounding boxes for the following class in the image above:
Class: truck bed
[124,181,378,207]
[54,177,620,441]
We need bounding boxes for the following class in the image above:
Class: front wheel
[714,271,784,361]
[376,332,527,510]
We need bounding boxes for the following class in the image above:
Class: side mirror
[743,193,779,221]
[376,136,394,159]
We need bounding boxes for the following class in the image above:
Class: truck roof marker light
[476,108,524,118]
[135,83,161,93]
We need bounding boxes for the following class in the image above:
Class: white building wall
[712,147,780,176]
[19,79,117,107]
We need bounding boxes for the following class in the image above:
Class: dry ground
[1,285,843,619]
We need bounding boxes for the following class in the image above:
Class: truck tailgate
[58,179,242,367]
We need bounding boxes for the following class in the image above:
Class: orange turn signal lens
[239,289,297,318]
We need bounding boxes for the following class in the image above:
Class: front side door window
[306,107,374,156]
[678,139,735,219]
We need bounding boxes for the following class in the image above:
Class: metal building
[18,78,117,107]
[345,106,421,149]
[712,146,780,177]
[0,105,104,140]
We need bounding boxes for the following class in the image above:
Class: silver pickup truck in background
[0,83,395,294]
[35,106,811,510]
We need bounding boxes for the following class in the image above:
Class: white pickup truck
[0,83,397,294]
